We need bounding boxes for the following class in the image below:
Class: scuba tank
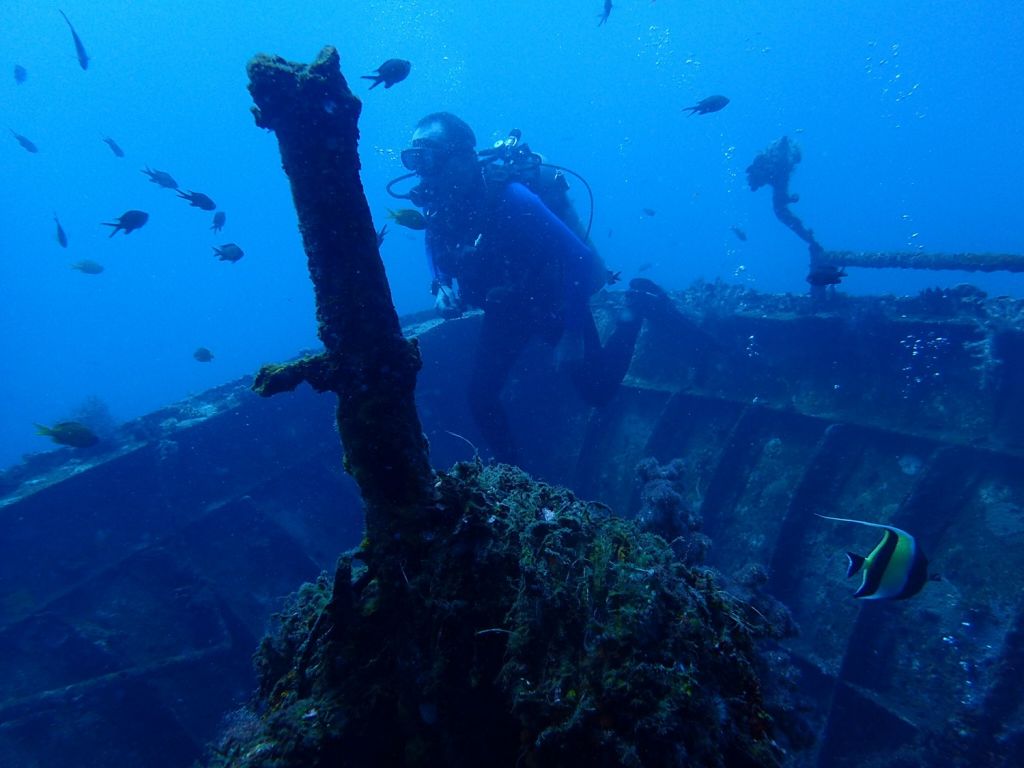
[478,129,595,246]
[475,131,607,294]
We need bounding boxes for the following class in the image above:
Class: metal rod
[821,250,1024,273]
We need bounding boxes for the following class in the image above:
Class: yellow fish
[35,421,99,448]
[387,208,427,231]
[818,514,932,600]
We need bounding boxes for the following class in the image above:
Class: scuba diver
[390,112,671,464]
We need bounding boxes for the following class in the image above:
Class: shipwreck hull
[2,283,1023,767]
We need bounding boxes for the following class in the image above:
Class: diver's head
[401,113,481,200]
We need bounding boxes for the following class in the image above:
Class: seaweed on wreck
[205,463,783,768]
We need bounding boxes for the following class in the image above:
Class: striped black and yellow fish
[818,514,930,600]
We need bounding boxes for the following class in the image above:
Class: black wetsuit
[426,181,641,463]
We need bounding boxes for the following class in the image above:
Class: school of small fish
[10,10,254,447]
[13,14,236,261]
[11,11,426,454]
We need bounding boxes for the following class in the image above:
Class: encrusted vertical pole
[246,47,432,548]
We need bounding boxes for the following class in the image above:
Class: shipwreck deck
[2,282,1023,767]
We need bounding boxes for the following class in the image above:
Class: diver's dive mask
[390,140,475,207]
[388,144,449,206]
[399,145,436,174]
[400,145,447,175]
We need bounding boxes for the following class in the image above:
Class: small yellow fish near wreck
[387,208,426,230]
[34,421,99,448]
[818,514,933,600]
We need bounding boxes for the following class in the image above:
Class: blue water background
[3,0,1023,470]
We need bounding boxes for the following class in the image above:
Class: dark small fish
[102,210,149,237]
[178,190,217,211]
[598,0,613,25]
[142,166,178,189]
[102,136,124,157]
[818,514,933,600]
[682,95,730,115]
[193,347,215,363]
[71,259,104,274]
[387,208,427,230]
[213,243,244,263]
[641,207,656,217]
[59,10,89,71]
[35,421,99,448]
[11,129,38,153]
[210,211,226,232]
[606,269,622,285]
[730,226,748,242]
[14,65,27,84]
[376,223,388,248]
[362,59,411,90]
[806,264,846,287]
[54,214,68,248]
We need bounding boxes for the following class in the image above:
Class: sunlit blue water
[3,0,1023,469]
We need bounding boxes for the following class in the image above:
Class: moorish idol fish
[818,514,931,600]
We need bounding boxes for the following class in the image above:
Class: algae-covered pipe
[821,250,1024,273]
[246,47,432,543]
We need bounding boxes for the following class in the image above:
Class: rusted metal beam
[821,250,1024,273]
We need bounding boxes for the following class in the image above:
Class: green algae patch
[207,463,781,767]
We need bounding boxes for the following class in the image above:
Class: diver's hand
[435,285,462,319]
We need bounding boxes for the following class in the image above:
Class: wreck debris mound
[206,464,782,768]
